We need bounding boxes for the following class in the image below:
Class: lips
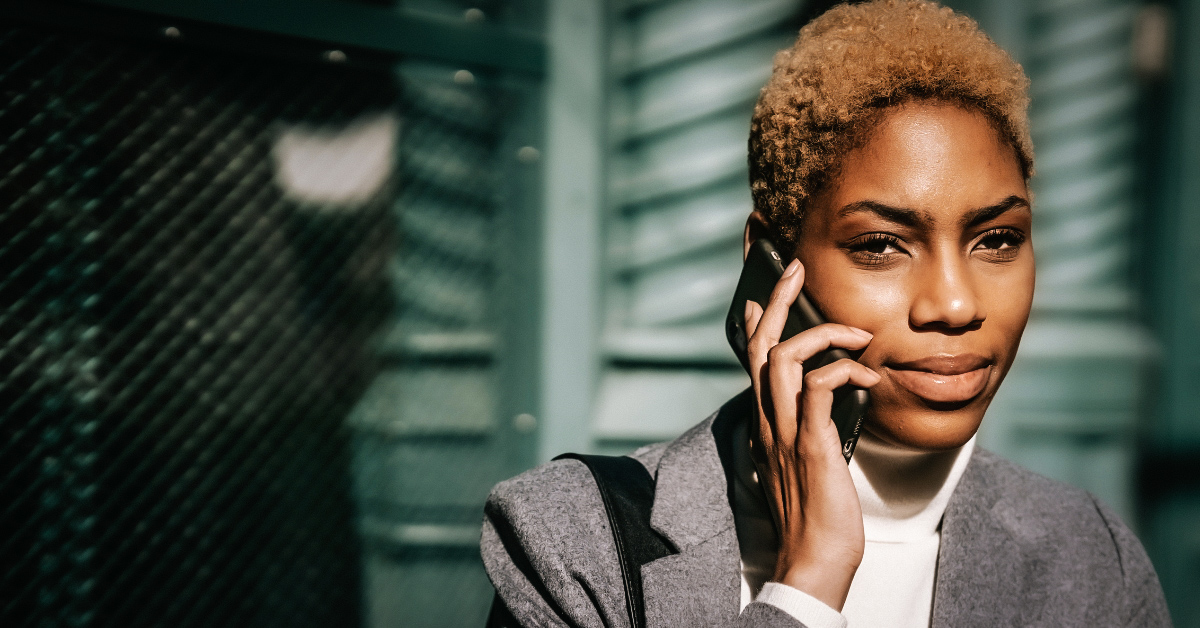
[884,354,993,404]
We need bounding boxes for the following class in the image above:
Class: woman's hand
[744,258,880,611]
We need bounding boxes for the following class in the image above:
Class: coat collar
[646,389,750,549]
[932,449,1023,626]
[640,389,753,625]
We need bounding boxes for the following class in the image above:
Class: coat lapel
[640,391,753,627]
[634,391,1037,627]
[635,392,1035,626]
[932,450,1025,626]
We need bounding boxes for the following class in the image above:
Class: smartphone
[725,238,870,462]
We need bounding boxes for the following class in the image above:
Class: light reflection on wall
[272,114,398,207]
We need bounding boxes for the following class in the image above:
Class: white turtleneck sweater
[731,419,976,628]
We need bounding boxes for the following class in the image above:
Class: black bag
[485,454,676,628]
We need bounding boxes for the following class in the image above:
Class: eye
[845,233,906,265]
[974,228,1026,260]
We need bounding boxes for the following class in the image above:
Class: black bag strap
[485,454,676,628]
[553,453,675,628]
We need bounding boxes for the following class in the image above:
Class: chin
[863,402,988,451]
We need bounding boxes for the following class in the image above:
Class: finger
[746,299,774,456]
[744,299,764,340]
[748,259,804,353]
[800,359,881,445]
[745,301,768,393]
[766,351,805,448]
[753,361,775,457]
[803,358,882,393]
[768,324,873,369]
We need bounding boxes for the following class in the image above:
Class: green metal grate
[0,21,398,627]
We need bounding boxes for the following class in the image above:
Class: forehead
[814,102,1028,224]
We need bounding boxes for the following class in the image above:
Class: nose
[909,250,986,331]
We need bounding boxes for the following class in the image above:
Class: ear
[743,211,771,262]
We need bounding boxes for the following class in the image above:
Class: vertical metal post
[495,71,547,474]
[538,0,606,461]
[1143,3,1200,622]
[1155,0,1200,445]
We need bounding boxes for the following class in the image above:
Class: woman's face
[794,101,1034,450]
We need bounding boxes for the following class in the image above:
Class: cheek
[798,243,913,332]
[979,255,1035,311]
[805,270,912,362]
[980,265,1035,355]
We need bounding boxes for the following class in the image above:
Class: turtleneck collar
[732,411,977,618]
[849,429,975,543]
[731,417,976,546]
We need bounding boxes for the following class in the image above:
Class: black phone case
[725,239,869,462]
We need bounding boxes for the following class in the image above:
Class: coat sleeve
[480,459,811,628]
[1090,496,1173,627]
[480,459,632,628]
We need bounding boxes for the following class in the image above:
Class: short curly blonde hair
[749,0,1033,249]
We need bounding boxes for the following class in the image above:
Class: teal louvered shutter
[595,0,807,449]
[349,58,543,626]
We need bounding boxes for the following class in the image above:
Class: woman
[482,1,1171,626]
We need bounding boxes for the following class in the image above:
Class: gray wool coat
[481,390,1172,627]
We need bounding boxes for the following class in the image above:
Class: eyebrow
[836,201,932,228]
[959,195,1030,227]
[835,195,1030,229]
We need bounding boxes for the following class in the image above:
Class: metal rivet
[513,413,537,432]
[324,50,348,63]
[464,8,486,23]
[516,146,540,163]
[453,69,475,85]
[163,26,181,38]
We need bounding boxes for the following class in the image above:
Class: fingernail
[782,259,800,277]
[852,327,873,338]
